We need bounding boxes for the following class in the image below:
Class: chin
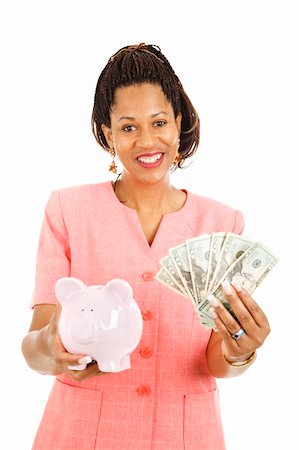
[138,171,170,185]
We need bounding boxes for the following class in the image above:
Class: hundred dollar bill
[207,233,255,294]
[168,243,195,302]
[160,254,188,296]
[154,267,188,299]
[186,234,212,303]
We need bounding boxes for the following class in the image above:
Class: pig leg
[120,354,131,370]
[99,359,125,372]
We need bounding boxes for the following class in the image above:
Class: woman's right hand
[46,304,108,382]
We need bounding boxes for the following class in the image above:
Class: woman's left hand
[209,280,271,361]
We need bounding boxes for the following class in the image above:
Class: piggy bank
[55,277,143,372]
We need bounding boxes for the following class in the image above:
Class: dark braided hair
[91,43,200,170]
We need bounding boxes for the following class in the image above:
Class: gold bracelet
[222,351,257,367]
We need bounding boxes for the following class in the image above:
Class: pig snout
[70,317,98,344]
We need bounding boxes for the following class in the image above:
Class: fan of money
[155,232,278,330]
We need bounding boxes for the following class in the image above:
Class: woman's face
[101,83,181,185]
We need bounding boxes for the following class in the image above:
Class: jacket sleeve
[30,190,71,308]
[232,209,245,235]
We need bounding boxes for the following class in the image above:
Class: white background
[1,0,298,449]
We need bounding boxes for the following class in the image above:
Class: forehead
[111,83,174,117]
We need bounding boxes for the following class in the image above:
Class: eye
[81,308,84,312]
[154,120,167,127]
[122,124,136,132]
[91,309,94,312]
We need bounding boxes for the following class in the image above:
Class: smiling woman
[22,43,272,450]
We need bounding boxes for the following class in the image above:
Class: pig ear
[55,277,86,305]
[104,279,133,305]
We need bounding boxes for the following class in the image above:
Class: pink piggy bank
[55,277,143,372]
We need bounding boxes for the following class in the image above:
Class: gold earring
[174,152,182,165]
[108,148,118,174]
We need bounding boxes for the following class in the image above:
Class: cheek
[115,142,132,156]
[113,133,131,153]
[164,129,179,147]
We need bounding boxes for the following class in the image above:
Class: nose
[136,126,155,149]
[70,318,97,344]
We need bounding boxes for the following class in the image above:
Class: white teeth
[137,153,163,163]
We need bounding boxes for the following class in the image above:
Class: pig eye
[81,308,84,312]
[91,309,94,312]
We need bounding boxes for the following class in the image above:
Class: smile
[136,153,163,163]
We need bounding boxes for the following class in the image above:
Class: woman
[22,43,270,450]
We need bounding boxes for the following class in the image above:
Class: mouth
[136,152,164,168]
[136,152,163,163]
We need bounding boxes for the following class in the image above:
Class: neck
[113,174,180,215]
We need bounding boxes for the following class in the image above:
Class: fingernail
[222,280,233,295]
[209,307,218,319]
[207,293,220,307]
[78,356,92,365]
[231,279,242,292]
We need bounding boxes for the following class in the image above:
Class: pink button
[142,271,155,281]
[140,346,153,358]
[142,309,154,321]
[137,385,151,397]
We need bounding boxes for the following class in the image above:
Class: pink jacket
[31,181,244,450]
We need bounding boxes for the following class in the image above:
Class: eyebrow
[118,111,169,122]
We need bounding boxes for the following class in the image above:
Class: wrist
[222,351,257,367]
[223,351,254,363]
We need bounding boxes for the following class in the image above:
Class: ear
[55,277,86,305]
[104,279,133,306]
[175,112,182,135]
[101,124,114,150]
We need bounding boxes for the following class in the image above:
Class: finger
[209,307,247,357]
[221,280,257,331]
[67,361,105,382]
[231,280,270,331]
[210,309,236,343]
[55,349,94,369]
[209,305,243,349]
[208,292,246,338]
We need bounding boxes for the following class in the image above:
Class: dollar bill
[207,232,255,294]
[160,254,188,296]
[168,243,195,302]
[212,241,279,301]
[205,232,227,295]
[154,267,188,298]
[199,242,278,320]
[196,300,218,330]
[186,234,212,302]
